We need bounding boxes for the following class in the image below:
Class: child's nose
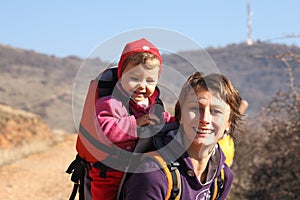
[137,81,147,88]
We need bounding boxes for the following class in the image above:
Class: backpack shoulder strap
[116,123,180,200]
[144,151,181,200]
[97,66,118,97]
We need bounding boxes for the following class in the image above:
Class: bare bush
[230,52,300,200]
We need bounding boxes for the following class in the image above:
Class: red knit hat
[117,38,162,79]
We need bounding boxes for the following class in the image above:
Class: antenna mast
[247,0,253,45]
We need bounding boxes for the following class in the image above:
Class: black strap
[209,169,225,200]
[215,172,225,199]
[66,155,89,200]
[168,162,181,200]
[93,162,124,178]
[68,182,79,200]
[98,67,118,98]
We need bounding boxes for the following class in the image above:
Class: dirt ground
[0,134,78,200]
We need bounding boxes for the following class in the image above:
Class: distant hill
[1,42,299,132]
[0,44,106,132]
[170,42,300,114]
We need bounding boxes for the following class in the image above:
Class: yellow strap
[144,152,180,200]
[211,168,225,200]
[211,177,218,200]
[220,168,225,180]
[173,168,181,200]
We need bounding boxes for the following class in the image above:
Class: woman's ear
[222,128,230,138]
[178,117,182,124]
[239,100,248,114]
[224,128,230,135]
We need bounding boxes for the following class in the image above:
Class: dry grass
[0,129,66,167]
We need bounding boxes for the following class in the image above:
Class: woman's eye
[189,106,199,112]
[212,109,223,115]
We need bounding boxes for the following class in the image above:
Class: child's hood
[117,38,162,79]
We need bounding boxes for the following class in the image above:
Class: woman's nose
[199,110,211,124]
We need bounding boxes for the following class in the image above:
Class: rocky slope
[0,104,67,166]
[0,103,77,199]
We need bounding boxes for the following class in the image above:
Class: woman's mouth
[193,128,214,135]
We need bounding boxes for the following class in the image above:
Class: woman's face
[180,88,231,148]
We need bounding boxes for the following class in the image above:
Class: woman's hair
[121,52,160,74]
[175,72,243,136]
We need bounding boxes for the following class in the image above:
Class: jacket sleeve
[95,96,137,144]
[122,158,168,200]
[162,111,176,123]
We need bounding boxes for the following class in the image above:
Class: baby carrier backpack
[66,66,165,199]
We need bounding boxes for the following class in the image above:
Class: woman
[121,72,243,200]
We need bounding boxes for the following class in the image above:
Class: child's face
[120,61,160,104]
[181,88,231,148]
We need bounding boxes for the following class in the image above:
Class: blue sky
[1,0,300,58]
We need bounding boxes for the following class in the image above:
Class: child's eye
[130,77,139,81]
[147,79,157,85]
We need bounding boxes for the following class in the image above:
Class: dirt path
[0,134,78,200]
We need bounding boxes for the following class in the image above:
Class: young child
[89,38,172,200]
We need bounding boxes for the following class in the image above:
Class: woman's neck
[187,144,215,183]
[189,155,210,183]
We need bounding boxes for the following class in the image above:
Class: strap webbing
[145,152,181,200]
[66,155,88,200]
[211,168,225,200]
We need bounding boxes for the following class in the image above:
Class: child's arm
[96,96,137,144]
[162,111,176,123]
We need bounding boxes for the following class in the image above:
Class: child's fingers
[148,114,161,125]
[137,114,162,127]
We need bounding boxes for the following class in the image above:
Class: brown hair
[175,72,242,136]
[121,52,160,75]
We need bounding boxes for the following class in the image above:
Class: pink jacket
[95,83,173,152]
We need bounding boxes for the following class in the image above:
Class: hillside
[0,131,76,200]
[1,42,300,133]
[0,44,106,132]
[0,42,299,199]
[0,104,67,166]
[0,104,76,199]
[175,42,300,113]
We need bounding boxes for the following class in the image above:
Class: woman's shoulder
[122,156,168,199]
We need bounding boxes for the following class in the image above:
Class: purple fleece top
[121,131,233,200]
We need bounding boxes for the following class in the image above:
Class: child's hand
[136,114,161,127]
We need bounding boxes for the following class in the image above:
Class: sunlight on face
[181,88,231,147]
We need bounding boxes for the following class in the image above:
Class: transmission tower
[247,0,253,45]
